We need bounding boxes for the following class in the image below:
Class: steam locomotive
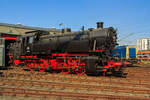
[8,22,129,77]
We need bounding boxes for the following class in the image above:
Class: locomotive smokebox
[97,22,104,29]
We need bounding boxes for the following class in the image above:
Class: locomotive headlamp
[26,46,30,53]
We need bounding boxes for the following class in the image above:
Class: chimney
[96,22,104,29]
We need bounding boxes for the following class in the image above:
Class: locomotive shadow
[87,73,127,78]
[23,68,62,73]
[126,64,141,68]
[0,72,4,77]
[23,68,31,71]
[0,66,13,70]
[21,67,127,78]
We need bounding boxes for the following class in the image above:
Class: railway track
[0,66,150,99]
[0,86,150,100]
[2,66,150,80]
[1,70,150,87]
[1,73,150,90]
[0,77,150,99]
[2,68,150,81]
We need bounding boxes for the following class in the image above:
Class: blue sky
[0,0,150,45]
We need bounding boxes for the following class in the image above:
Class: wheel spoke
[75,62,86,75]
[27,63,35,71]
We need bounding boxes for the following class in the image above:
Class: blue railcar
[112,45,137,59]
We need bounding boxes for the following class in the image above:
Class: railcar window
[26,37,29,44]
[29,37,34,43]
[0,39,2,45]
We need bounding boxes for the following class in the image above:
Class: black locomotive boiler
[8,22,129,77]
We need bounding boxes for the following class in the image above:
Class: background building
[136,38,150,51]
[0,22,60,35]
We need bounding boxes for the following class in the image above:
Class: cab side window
[29,37,33,43]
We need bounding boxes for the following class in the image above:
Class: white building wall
[137,38,150,51]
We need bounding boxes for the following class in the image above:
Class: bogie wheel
[39,64,45,72]
[75,63,86,75]
[27,62,36,71]
[39,59,48,72]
